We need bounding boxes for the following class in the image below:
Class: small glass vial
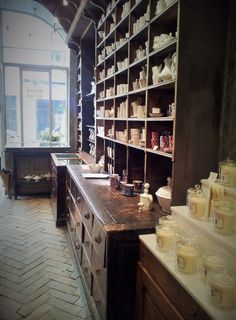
[155,224,175,252]
[187,185,208,220]
[213,207,235,235]
[201,251,226,284]
[176,235,199,274]
[208,270,235,309]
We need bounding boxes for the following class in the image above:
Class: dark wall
[220,0,236,161]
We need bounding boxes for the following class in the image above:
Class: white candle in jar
[220,162,236,187]
[209,272,235,309]
[214,207,235,234]
[156,226,175,252]
[202,254,226,283]
[177,245,199,273]
[188,195,208,219]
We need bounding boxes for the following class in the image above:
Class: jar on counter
[219,159,236,188]
[187,185,208,220]
[201,251,227,284]
[176,235,200,274]
[213,206,235,235]
[208,271,235,309]
[155,224,175,252]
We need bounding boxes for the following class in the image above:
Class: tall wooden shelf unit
[94,0,228,205]
[76,24,96,158]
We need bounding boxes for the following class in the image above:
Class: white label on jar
[157,236,163,248]
[214,214,224,230]
[222,173,230,184]
[177,254,185,270]
[211,286,221,304]
[190,203,196,215]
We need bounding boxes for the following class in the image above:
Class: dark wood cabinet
[66,164,164,320]
[136,240,212,320]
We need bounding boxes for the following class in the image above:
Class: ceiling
[34,0,108,49]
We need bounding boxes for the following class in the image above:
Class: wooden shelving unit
[94,0,227,204]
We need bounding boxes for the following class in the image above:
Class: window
[3,11,70,146]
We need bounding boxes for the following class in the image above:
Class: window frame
[4,62,70,145]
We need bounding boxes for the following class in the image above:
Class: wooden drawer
[83,227,92,263]
[74,207,83,240]
[81,249,92,292]
[92,216,106,266]
[92,277,106,320]
[82,201,93,235]
[74,231,82,263]
[76,188,84,214]
[139,243,211,320]
[67,212,76,242]
[92,249,107,300]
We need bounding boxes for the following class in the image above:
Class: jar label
[177,254,185,270]
[221,173,230,184]
[214,214,224,230]
[157,236,163,248]
[211,286,221,304]
[190,203,196,215]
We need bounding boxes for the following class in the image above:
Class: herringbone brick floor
[0,187,94,320]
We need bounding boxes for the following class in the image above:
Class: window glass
[5,66,21,144]
[3,11,70,146]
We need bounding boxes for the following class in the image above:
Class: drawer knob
[84,212,90,219]
[66,213,70,218]
[95,269,101,276]
[94,234,101,244]
[77,222,80,227]
[77,196,81,203]
[85,241,90,247]
[66,196,70,201]
[75,243,80,249]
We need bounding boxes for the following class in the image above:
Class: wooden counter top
[67,164,164,232]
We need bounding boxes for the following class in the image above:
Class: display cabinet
[94,0,228,203]
[76,49,82,152]
[65,164,164,320]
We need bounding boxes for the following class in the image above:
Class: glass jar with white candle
[219,159,236,188]
[201,251,227,284]
[176,234,200,274]
[208,270,235,309]
[155,224,175,252]
[213,206,235,235]
[187,185,208,220]
[159,215,176,229]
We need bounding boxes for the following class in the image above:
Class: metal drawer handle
[83,267,88,273]
[76,243,80,249]
[84,212,90,219]
[85,241,90,247]
[94,234,101,244]
[77,196,81,203]
[66,196,70,201]
[66,213,70,218]
[77,221,80,227]
[95,269,101,276]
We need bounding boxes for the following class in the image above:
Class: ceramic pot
[159,56,172,82]
[152,65,162,84]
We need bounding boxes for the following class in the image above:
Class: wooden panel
[91,249,107,300]
[92,216,106,267]
[82,201,94,235]
[136,263,183,320]
[92,278,106,320]
[83,227,92,263]
[81,249,92,292]
[139,242,211,320]
[74,231,82,263]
